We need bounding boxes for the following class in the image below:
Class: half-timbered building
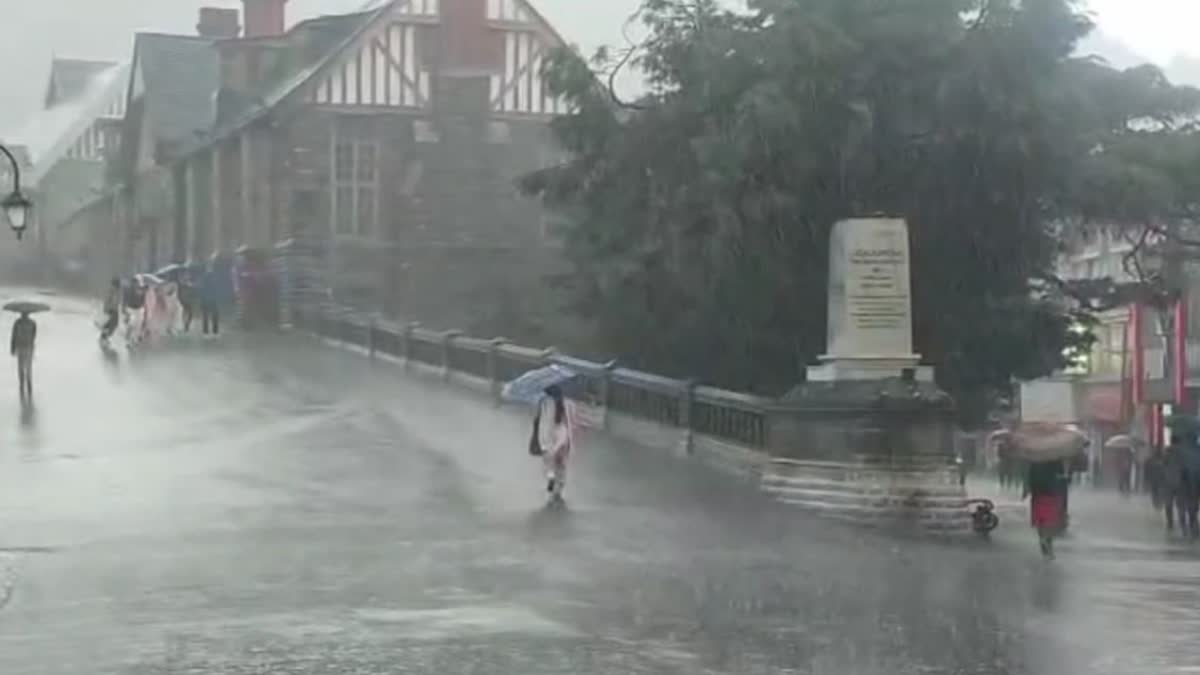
[6,58,129,285]
[94,0,576,339]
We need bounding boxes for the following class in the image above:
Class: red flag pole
[1174,297,1188,406]
[1131,303,1145,405]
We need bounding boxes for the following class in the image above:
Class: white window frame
[330,139,380,240]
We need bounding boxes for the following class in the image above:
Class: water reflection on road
[0,293,1193,674]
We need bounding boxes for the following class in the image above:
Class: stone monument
[761,218,969,535]
[808,217,931,382]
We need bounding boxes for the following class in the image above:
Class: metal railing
[294,304,769,450]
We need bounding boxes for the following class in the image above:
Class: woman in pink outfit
[536,385,576,501]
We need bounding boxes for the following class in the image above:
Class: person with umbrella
[1014,422,1086,559]
[503,364,580,502]
[6,302,44,400]
[1103,434,1143,495]
[535,384,577,501]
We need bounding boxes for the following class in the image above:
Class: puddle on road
[353,605,580,640]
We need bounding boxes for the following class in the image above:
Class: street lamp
[0,143,32,240]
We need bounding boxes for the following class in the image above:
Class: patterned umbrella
[501,364,579,404]
[1012,422,1089,461]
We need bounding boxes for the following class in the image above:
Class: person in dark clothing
[177,272,196,333]
[1147,447,1168,510]
[10,312,36,400]
[1115,445,1135,495]
[1162,433,1200,537]
[1025,459,1069,559]
[199,264,220,336]
[100,278,121,342]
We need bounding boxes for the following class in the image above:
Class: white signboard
[1019,380,1077,424]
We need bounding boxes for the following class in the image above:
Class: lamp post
[0,143,33,240]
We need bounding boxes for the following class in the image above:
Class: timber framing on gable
[307,0,438,110]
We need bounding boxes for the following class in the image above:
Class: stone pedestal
[767,218,968,534]
[764,378,969,534]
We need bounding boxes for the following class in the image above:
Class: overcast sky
[0,0,1196,133]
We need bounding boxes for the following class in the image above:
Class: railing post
[442,330,463,381]
[680,378,698,455]
[488,338,507,404]
[403,322,419,371]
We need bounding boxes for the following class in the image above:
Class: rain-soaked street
[0,292,1198,675]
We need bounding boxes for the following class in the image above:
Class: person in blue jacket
[199,262,221,336]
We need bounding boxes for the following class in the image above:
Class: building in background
[3,58,129,287]
[1022,224,1200,485]
[49,0,588,347]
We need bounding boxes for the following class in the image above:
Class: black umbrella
[3,301,50,314]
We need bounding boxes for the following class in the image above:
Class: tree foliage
[523,0,1200,423]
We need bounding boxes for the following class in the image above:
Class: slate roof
[44,58,118,108]
[7,63,129,186]
[175,7,381,158]
[131,34,222,158]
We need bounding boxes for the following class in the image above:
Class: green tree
[525,0,1199,423]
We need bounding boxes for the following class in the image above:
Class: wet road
[0,292,1197,674]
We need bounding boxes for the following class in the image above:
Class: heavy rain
[1,1,1200,674]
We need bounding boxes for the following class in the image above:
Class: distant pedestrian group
[1150,432,1200,538]
[101,263,223,349]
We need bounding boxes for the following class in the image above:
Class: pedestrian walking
[1162,433,1200,537]
[99,278,121,343]
[1024,458,1068,559]
[533,384,576,501]
[123,277,149,348]
[10,311,37,400]
[199,263,221,337]
[178,272,196,333]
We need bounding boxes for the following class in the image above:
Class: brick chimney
[197,7,241,39]
[243,0,288,38]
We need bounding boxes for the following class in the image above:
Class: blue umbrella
[502,364,579,404]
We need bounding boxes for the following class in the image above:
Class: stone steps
[760,460,972,535]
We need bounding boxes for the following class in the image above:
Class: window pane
[357,187,375,237]
[334,143,354,181]
[356,143,377,182]
[335,186,354,234]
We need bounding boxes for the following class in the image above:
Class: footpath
[966,475,1196,556]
